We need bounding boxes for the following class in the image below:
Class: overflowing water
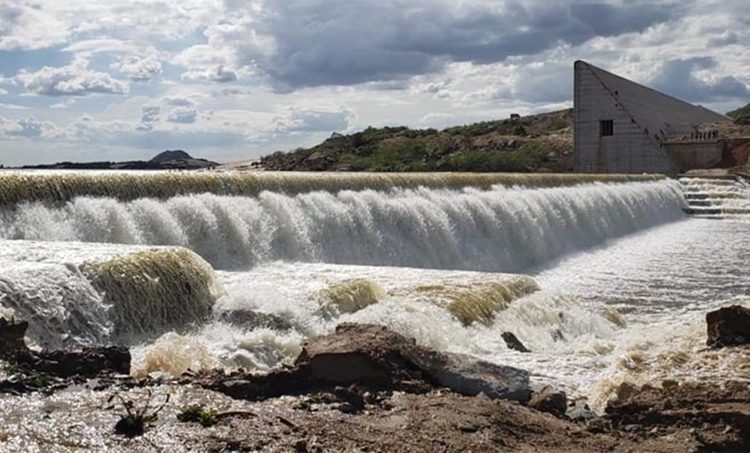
[0,179,685,271]
[0,171,747,410]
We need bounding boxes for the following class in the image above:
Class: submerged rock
[317,279,384,315]
[215,309,294,331]
[501,332,531,353]
[706,305,750,347]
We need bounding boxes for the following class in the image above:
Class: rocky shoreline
[0,307,748,451]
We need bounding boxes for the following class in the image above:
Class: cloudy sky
[0,0,748,165]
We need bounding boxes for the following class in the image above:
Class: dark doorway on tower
[600,120,614,137]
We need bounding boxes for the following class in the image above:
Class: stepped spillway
[680,176,750,218]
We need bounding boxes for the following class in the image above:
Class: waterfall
[0,179,687,272]
[0,241,222,348]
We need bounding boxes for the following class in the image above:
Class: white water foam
[0,180,686,272]
[0,240,221,348]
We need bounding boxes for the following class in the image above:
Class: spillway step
[679,178,739,186]
[681,187,744,195]
[686,200,713,207]
[685,207,723,215]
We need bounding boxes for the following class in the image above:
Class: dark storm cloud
[650,57,750,102]
[568,3,676,37]
[230,0,678,90]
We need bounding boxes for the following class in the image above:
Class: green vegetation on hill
[261,109,574,172]
[727,103,750,124]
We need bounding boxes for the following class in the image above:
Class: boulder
[294,323,430,388]
[0,316,130,379]
[208,323,531,402]
[26,347,131,378]
[297,323,530,401]
[428,352,530,401]
[706,305,750,347]
[528,386,567,417]
[565,401,596,421]
[501,332,531,353]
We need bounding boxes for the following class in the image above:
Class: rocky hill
[727,102,750,124]
[21,150,218,170]
[261,109,573,172]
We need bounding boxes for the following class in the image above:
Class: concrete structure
[574,60,729,174]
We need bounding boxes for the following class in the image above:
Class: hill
[20,150,218,170]
[260,109,573,172]
[727,102,750,124]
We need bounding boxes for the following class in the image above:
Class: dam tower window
[600,120,614,137]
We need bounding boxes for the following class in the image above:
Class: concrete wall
[574,61,729,174]
[665,142,722,172]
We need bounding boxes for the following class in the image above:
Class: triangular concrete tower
[574,60,728,174]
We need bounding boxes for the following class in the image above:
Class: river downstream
[0,171,747,411]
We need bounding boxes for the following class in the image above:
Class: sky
[0,0,748,166]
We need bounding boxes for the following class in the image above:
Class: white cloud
[273,109,350,133]
[140,105,160,122]
[13,58,129,96]
[63,39,140,56]
[0,1,222,51]
[181,65,238,83]
[50,98,76,109]
[167,107,198,123]
[0,116,57,138]
[111,54,162,81]
[162,96,196,107]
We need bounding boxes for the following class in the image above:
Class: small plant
[108,390,170,437]
[3,361,24,377]
[512,124,527,136]
[2,361,49,389]
[177,404,219,427]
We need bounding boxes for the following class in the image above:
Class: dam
[0,170,747,408]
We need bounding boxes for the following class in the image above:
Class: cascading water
[3,171,742,409]
[0,240,222,348]
[0,179,686,271]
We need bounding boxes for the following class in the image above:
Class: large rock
[706,305,750,347]
[428,352,530,401]
[528,386,567,417]
[0,317,130,379]
[25,347,131,378]
[297,323,530,401]
[294,323,432,388]
[207,323,531,402]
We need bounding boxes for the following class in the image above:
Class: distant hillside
[21,150,218,170]
[727,102,750,124]
[261,109,573,172]
[150,150,192,163]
